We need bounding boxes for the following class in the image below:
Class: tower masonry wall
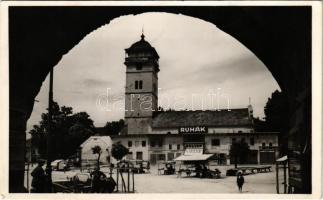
[126,118,152,135]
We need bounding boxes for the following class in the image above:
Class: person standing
[236,171,245,192]
[90,167,106,193]
[31,160,46,193]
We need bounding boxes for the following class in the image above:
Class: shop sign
[179,126,208,134]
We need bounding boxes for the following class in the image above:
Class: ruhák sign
[178,126,208,134]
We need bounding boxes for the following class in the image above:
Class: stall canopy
[174,154,214,161]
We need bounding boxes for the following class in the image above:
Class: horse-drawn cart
[52,172,116,193]
[52,173,92,193]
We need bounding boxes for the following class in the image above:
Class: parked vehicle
[51,159,69,171]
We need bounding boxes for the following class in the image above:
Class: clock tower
[124,34,159,134]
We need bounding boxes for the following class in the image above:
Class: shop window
[177,144,180,150]
[211,139,220,146]
[128,141,132,147]
[142,141,146,147]
[250,138,255,146]
[169,144,172,150]
[157,154,165,161]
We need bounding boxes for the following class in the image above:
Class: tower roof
[125,34,159,59]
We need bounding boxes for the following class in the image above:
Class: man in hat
[31,159,46,193]
[236,171,245,192]
[90,166,106,193]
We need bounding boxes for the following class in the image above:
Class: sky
[26,12,280,134]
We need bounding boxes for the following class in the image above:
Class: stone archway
[9,6,311,193]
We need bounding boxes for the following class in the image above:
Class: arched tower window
[135,80,138,89]
[139,80,143,89]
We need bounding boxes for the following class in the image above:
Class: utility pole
[46,69,54,192]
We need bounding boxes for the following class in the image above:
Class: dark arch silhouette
[9,6,311,193]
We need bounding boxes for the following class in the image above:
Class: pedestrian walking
[30,159,46,193]
[236,171,244,192]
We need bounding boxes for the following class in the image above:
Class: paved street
[25,164,284,193]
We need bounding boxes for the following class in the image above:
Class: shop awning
[174,154,214,161]
[276,155,288,162]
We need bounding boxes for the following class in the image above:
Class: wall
[81,137,111,164]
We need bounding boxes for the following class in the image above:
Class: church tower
[124,33,159,134]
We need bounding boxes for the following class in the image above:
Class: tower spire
[141,26,145,40]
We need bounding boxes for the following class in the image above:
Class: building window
[232,138,236,144]
[262,142,266,147]
[136,63,142,70]
[139,80,143,89]
[211,139,220,146]
[135,141,139,147]
[250,138,255,146]
[169,144,172,150]
[177,144,180,150]
[135,81,138,89]
[158,140,162,147]
[269,142,273,148]
[150,141,156,147]
[136,152,143,160]
[142,141,146,147]
[128,141,132,147]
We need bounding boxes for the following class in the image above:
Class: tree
[103,119,125,135]
[229,141,250,168]
[111,142,129,161]
[264,90,289,155]
[29,102,95,159]
[92,145,102,170]
[254,117,267,132]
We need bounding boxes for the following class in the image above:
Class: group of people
[31,160,115,193]
[194,163,209,178]
[30,160,51,193]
